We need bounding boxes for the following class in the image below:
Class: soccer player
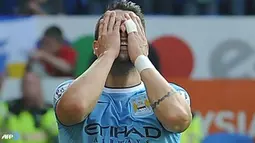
[53,1,192,143]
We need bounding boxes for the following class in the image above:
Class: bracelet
[151,90,178,110]
[134,55,155,73]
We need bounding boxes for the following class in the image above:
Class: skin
[30,36,73,75]
[56,10,192,133]
[22,72,43,108]
[94,10,142,86]
[20,72,47,140]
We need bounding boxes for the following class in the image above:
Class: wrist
[100,51,116,62]
[134,55,155,73]
[131,53,142,63]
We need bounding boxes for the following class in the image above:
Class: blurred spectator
[1,0,255,15]
[130,0,154,14]
[18,0,64,15]
[180,112,204,143]
[26,25,76,77]
[2,72,58,143]
[0,40,7,93]
[0,101,8,132]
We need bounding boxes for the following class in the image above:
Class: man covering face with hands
[53,1,192,143]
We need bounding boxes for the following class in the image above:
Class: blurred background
[0,0,255,143]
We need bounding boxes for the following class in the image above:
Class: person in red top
[27,26,76,77]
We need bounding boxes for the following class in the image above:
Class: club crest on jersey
[130,94,153,116]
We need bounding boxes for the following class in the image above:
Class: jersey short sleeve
[53,80,74,109]
[159,83,191,132]
[169,83,191,106]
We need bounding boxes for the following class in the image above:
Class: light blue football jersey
[53,80,191,143]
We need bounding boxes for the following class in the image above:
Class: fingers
[114,17,121,32]
[98,19,104,38]
[135,15,145,35]
[107,11,116,32]
[129,13,142,34]
[124,13,131,20]
[101,11,120,35]
[124,13,145,36]
[124,13,137,35]
[102,11,111,35]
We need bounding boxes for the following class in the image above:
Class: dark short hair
[43,25,63,42]
[94,0,145,40]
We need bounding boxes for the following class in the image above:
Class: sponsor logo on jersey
[84,123,161,142]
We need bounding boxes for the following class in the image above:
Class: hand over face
[124,13,148,63]
[30,50,46,61]
[95,11,121,59]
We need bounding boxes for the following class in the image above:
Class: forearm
[57,52,115,125]
[42,53,72,74]
[140,68,192,132]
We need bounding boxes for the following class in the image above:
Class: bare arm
[56,52,115,125]
[56,11,121,126]
[41,52,73,74]
[141,68,192,133]
[125,12,192,133]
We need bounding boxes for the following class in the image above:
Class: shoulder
[169,82,190,105]
[53,80,74,107]
[169,83,186,91]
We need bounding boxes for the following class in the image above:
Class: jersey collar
[103,82,144,94]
